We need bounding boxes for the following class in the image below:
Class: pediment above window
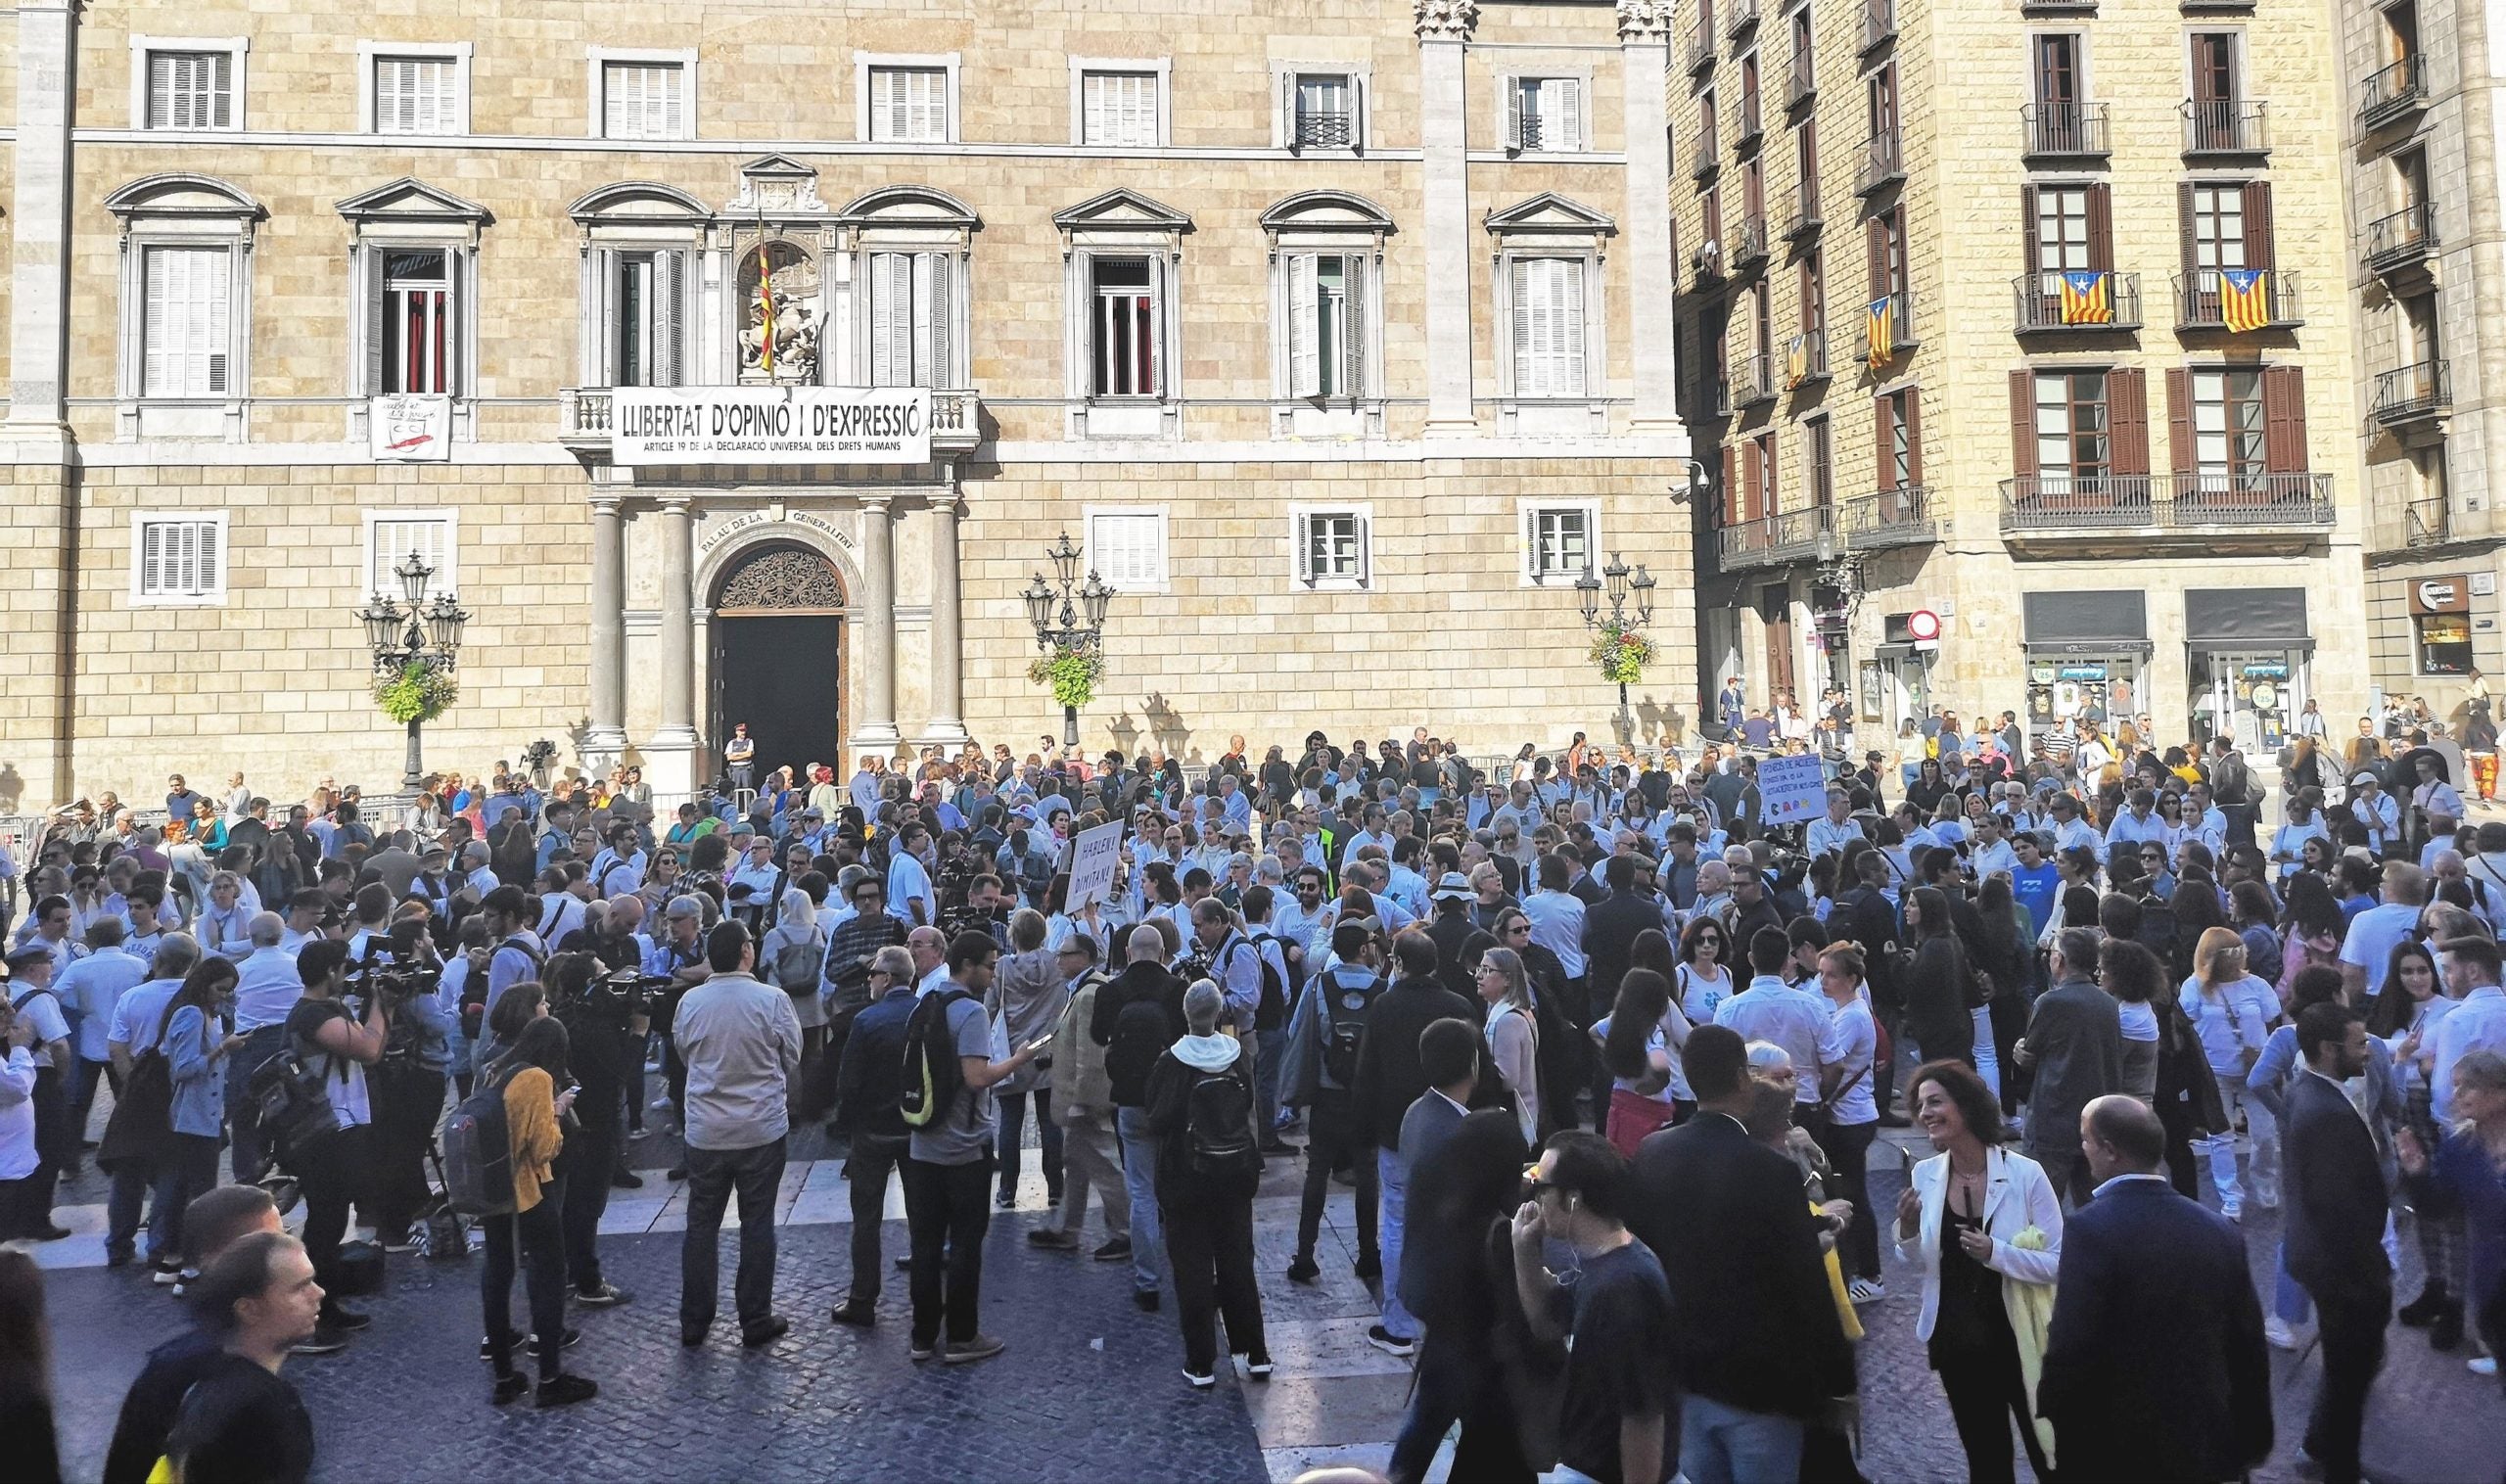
[1259,190,1394,234]
[833,185,982,232]
[1482,191,1617,238]
[105,172,265,225]
[567,181,711,228]
[1053,187,1193,236]
[336,176,489,245]
[728,154,826,215]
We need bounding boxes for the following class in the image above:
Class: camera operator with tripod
[547,952,640,1307]
[281,939,388,1353]
[362,920,451,1252]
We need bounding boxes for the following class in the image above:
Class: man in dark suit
[2281,1002,2391,1484]
[1580,854,1661,1016]
[1349,932,1476,1360]
[2040,1095,2271,1480]
[1627,1025,1852,1482]
[2017,928,2123,1206]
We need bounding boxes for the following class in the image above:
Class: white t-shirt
[1824,995,1879,1126]
[2115,1000,2159,1043]
[2339,903,2423,997]
[2182,974,2277,1077]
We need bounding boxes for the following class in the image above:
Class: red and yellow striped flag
[2220,269,2271,334]
[2058,271,2112,326]
[758,261,777,375]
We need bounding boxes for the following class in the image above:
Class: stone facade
[1674,0,2371,752]
[0,0,1697,808]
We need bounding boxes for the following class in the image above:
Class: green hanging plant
[1027,644,1104,711]
[1587,622,1655,687]
[372,661,459,725]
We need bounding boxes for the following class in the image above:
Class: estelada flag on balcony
[1865,298,1893,369]
[2058,270,2112,326]
[2220,268,2271,334]
[1785,333,1809,390]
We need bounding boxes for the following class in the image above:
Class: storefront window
[2026,658,2135,732]
[2419,613,2475,676]
[2191,649,2300,752]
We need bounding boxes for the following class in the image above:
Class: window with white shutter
[365,512,457,598]
[146,50,235,130]
[1508,76,1585,152]
[1085,508,1169,591]
[1522,504,1598,583]
[141,246,233,398]
[131,514,228,604]
[610,251,684,387]
[1082,70,1159,146]
[1090,255,1160,397]
[1291,508,1371,588]
[373,55,459,135]
[602,61,686,140]
[1510,256,1588,398]
[869,67,949,142]
[1287,253,1362,399]
[868,251,955,389]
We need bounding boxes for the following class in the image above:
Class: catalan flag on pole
[1785,333,1809,390]
[2058,270,2112,326]
[757,260,777,375]
[2220,268,2271,334]
[1866,297,1894,369]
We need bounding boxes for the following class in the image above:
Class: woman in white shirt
[1892,1058,2063,1483]
[1472,947,1540,1144]
[2267,793,2330,880]
[2181,926,2281,1221]
[2366,937,2466,1326]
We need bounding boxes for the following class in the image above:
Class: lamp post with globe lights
[353,550,469,793]
[1575,553,1658,739]
[1021,532,1116,750]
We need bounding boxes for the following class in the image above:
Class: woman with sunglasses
[2134,842,2177,901]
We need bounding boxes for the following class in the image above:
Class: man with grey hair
[221,910,302,1183]
[1143,978,1268,1388]
[829,943,923,1325]
[103,931,205,1270]
[2017,926,2125,1207]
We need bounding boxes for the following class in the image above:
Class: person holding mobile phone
[478,1016,598,1409]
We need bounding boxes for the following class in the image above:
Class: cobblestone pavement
[35,1111,2506,1483]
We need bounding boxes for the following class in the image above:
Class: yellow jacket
[504,1066,564,1214]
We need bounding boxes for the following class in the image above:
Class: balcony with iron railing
[1732,214,1771,272]
[1726,0,1761,40]
[2173,268,2303,331]
[2403,496,2451,549]
[1719,502,1833,571]
[1736,92,1764,150]
[1787,59,1816,108]
[1783,182,1824,240]
[2372,359,2451,427]
[1734,351,1778,407]
[1856,132,1905,194]
[1687,15,1716,72]
[1692,126,1721,179]
[1292,110,1353,149]
[2364,201,2437,276]
[1861,0,1895,51]
[2357,54,2427,130]
[1841,486,1936,550]
[2181,98,2270,156]
[1998,472,2335,534]
[558,386,985,456]
[2012,272,2143,334]
[2020,102,2111,159]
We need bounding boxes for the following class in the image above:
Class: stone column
[852,493,902,747]
[644,496,701,796]
[924,492,970,743]
[1619,0,1681,432]
[1417,0,1478,434]
[582,493,627,764]
[9,0,74,431]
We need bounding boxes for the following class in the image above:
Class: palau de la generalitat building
[0,0,1707,807]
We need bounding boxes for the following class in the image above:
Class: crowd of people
[0,712,2501,1483]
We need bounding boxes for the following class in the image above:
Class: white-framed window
[1281,70,1364,150]
[1506,75,1586,153]
[592,51,694,141]
[1290,505,1372,590]
[131,39,247,131]
[1509,256,1589,398]
[1089,255,1162,397]
[376,248,458,395]
[362,44,471,135]
[607,249,687,388]
[1284,252,1365,398]
[2192,367,2265,481]
[140,245,235,397]
[1084,506,1171,593]
[1519,500,1600,585]
[1074,61,1168,147]
[867,251,956,389]
[863,61,954,143]
[130,512,228,606]
[362,510,458,599]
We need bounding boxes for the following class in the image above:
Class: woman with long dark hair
[1974,876,2032,1115]
[480,1017,596,1408]
[1593,968,1682,1157]
[2370,939,2470,1340]
[0,1250,59,1484]
[1902,887,1974,1071]
[153,957,242,1269]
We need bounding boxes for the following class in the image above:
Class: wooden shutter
[1556,77,1584,151]
[2262,365,2308,474]
[377,58,408,132]
[2108,367,2151,477]
[1279,71,1297,146]
[1341,255,1367,395]
[1505,77,1525,150]
[1877,396,1894,489]
[654,250,684,387]
[2177,181,2199,279]
[2087,183,2114,271]
[1353,511,1372,586]
[1866,216,1885,297]
[1904,390,1924,484]
[1083,72,1106,143]
[2009,370,2038,479]
[869,253,907,386]
[1348,74,1364,149]
[142,248,170,395]
[1293,512,1315,584]
[1288,254,1320,396]
[361,248,388,395]
[2020,186,2042,282]
[1742,439,1765,521]
[913,252,951,389]
[1509,257,1533,394]
[1723,444,1740,524]
[146,53,173,128]
[140,521,165,594]
[2165,367,2195,476]
[2243,182,2275,270]
[1558,258,1587,395]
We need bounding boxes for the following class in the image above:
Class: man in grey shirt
[903,930,1041,1365]
[673,920,803,1350]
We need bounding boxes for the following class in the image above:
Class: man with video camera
[282,939,388,1353]
[362,920,452,1252]
[547,952,637,1305]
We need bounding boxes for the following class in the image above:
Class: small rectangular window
[374,55,460,135]
[146,51,234,130]
[869,66,949,142]
[1509,76,1585,151]
[1293,73,1354,148]
[1294,509,1370,587]
[141,246,232,397]
[2419,613,2475,675]
[602,61,686,140]
[1082,70,1159,147]
[1086,508,1170,590]
[1525,505,1596,582]
[133,515,226,603]
[1090,256,1159,397]
[367,514,456,599]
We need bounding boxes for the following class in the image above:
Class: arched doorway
[709,542,845,785]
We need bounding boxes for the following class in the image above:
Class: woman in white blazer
[1892,1059,2064,1484]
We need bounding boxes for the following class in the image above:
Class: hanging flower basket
[1027,644,1104,711]
[1588,623,1655,687]
[372,661,459,725]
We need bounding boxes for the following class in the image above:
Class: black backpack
[900,989,972,1130]
[1320,972,1388,1088]
[462,936,544,1041]
[1243,934,1291,1032]
[1182,1062,1258,1183]
[1106,997,1173,1099]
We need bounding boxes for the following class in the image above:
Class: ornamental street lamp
[353,550,469,791]
[1024,532,1116,748]
[1575,552,1658,733]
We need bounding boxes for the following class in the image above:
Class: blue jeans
[1377,1146,1417,1341]
[1254,1030,1287,1136]
[106,1134,220,1262]
[1115,1105,1164,1294]
[1680,1394,1805,1484]
[678,1136,786,1332]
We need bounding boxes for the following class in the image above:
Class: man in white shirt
[907,926,951,997]
[230,914,302,1031]
[2433,934,2506,1122]
[1807,792,1865,860]
[1968,814,2019,883]
[2047,795,2102,858]
[887,822,935,929]
[2339,861,2428,1000]
[2103,789,2169,862]
[1520,853,1589,988]
[2348,774,2400,858]
[1713,925,1844,1121]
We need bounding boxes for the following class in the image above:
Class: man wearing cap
[4,945,74,1239]
[2410,753,2465,859]
[2348,773,2400,858]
